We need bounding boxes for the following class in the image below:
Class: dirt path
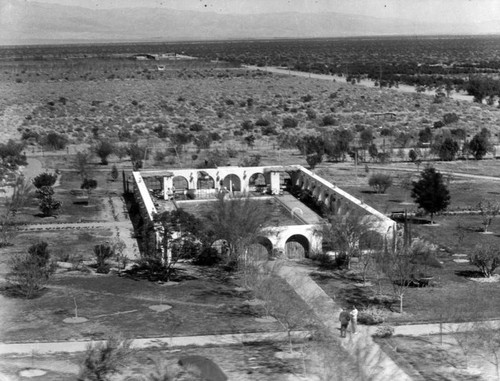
[243,65,475,103]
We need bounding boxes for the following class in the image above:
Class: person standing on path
[350,305,358,334]
[339,308,350,338]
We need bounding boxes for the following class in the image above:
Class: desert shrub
[204,149,229,167]
[78,335,132,381]
[358,307,386,325]
[189,123,203,132]
[282,116,298,129]
[260,125,277,136]
[380,128,392,137]
[255,117,270,127]
[301,94,313,102]
[239,154,261,167]
[32,172,57,189]
[443,112,459,125]
[368,173,393,194]
[306,108,317,120]
[241,120,254,131]
[209,132,221,141]
[226,147,238,158]
[7,241,54,298]
[21,129,40,142]
[93,243,114,274]
[469,244,500,277]
[322,115,338,126]
[42,131,68,150]
[433,120,445,129]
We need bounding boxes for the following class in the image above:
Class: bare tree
[73,150,94,181]
[322,208,378,270]
[477,199,500,233]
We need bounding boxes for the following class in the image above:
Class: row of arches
[212,234,310,260]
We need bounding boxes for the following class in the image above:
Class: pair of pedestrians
[339,306,358,338]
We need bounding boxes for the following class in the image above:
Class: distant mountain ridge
[1,0,499,45]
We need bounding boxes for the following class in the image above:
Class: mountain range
[1,0,499,45]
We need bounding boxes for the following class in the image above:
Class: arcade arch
[222,174,241,192]
[285,234,310,259]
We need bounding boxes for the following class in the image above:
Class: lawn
[0,263,316,343]
[376,334,497,381]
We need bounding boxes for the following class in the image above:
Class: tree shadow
[455,269,484,278]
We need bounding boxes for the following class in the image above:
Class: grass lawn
[310,247,500,324]
[376,334,497,381]
[0,264,316,343]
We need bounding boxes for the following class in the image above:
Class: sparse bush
[322,114,338,126]
[7,241,54,298]
[306,108,317,120]
[443,112,459,125]
[368,173,393,194]
[255,117,270,127]
[189,123,203,132]
[239,154,261,167]
[470,244,500,278]
[93,243,114,274]
[373,325,394,338]
[282,116,298,129]
[358,307,386,325]
[241,120,254,131]
[78,335,132,381]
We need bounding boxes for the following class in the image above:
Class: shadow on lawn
[455,269,485,278]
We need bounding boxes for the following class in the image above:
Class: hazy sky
[31,0,500,23]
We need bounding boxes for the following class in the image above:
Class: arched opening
[197,171,215,189]
[249,173,267,193]
[247,236,273,260]
[285,234,310,259]
[173,176,188,191]
[222,174,241,192]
